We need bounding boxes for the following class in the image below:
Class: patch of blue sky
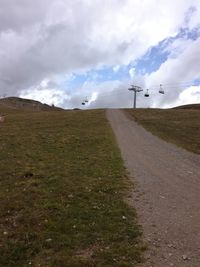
[133,27,200,76]
[193,78,200,86]
[133,45,169,75]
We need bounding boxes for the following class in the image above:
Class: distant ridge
[0,97,63,112]
[173,103,200,110]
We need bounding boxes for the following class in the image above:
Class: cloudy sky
[0,0,200,109]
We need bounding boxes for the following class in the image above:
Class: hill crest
[173,103,200,110]
[0,97,63,112]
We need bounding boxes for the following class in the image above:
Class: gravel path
[107,109,200,267]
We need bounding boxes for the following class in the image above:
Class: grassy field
[125,108,200,154]
[0,109,144,267]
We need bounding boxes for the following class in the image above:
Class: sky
[0,0,200,109]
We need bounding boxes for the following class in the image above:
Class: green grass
[125,108,200,154]
[0,110,144,267]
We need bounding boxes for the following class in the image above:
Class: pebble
[168,244,176,249]
[182,255,188,260]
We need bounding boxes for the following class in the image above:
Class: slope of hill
[173,103,200,110]
[0,97,62,112]
[125,108,200,154]
[0,110,143,266]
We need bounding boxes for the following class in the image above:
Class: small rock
[182,255,188,260]
[145,253,151,260]
[168,244,176,249]
[3,231,8,235]
[122,216,127,220]
[0,116,5,123]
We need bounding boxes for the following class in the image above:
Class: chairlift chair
[144,89,149,97]
[84,96,89,103]
[159,84,164,94]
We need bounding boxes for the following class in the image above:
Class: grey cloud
[0,0,49,32]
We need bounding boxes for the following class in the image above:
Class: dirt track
[107,109,200,267]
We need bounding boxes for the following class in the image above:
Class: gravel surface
[107,109,200,267]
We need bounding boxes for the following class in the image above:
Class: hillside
[0,109,143,266]
[125,108,200,154]
[0,97,62,112]
[173,103,200,110]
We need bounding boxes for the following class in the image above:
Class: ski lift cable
[78,79,200,102]
[84,83,191,99]
[148,81,200,89]
[77,80,200,100]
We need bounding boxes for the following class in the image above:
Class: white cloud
[113,65,120,73]
[19,79,70,107]
[88,92,98,105]
[129,68,135,79]
[20,88,69,106]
